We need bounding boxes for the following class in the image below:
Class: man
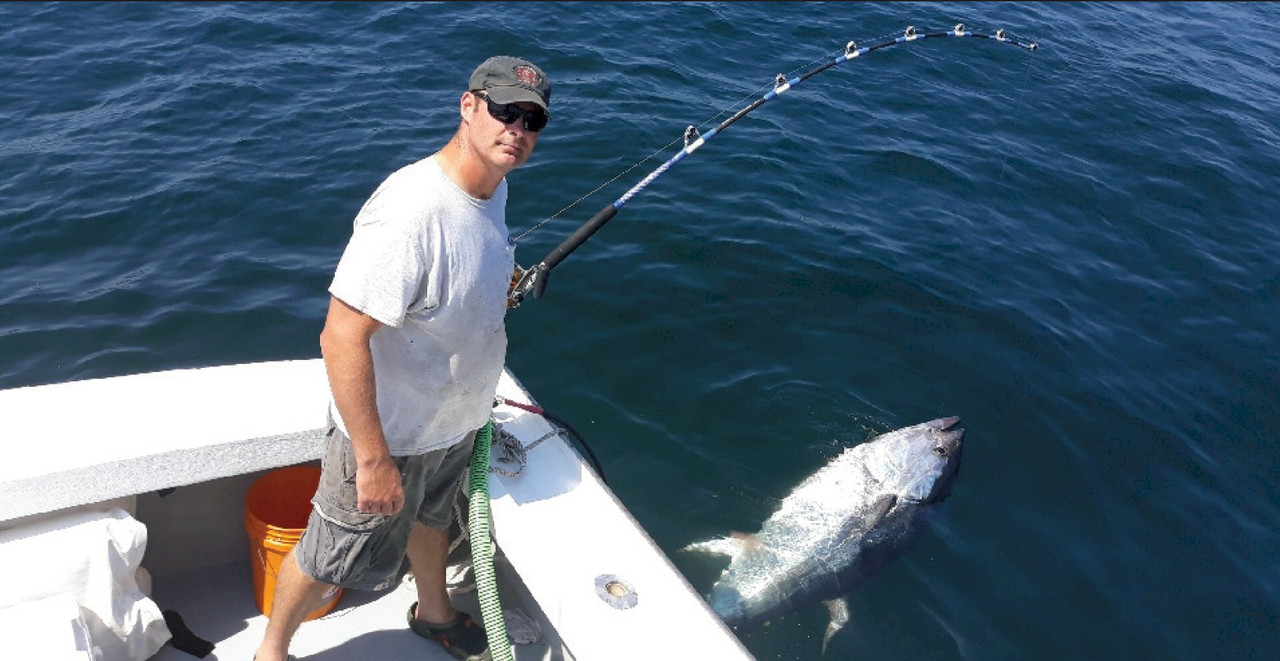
[254,56,552,661]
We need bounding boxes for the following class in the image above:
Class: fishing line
[509,25,1039,306]
[514,26,1007,245]
[996,54,1041,187]
[512,49,850,244]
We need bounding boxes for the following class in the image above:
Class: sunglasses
[474,91,549,133]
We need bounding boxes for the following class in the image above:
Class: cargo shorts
[294,419,476,591]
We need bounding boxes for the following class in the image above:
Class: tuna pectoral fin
[822,598,850,656]
[869,494,896,522]
[681,532,759,561]
[842,494,896,540]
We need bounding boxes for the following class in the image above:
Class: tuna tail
[822,598,850,656]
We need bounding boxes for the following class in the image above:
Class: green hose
[467,420,514,661]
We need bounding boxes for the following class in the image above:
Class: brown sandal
[406,602,491,661]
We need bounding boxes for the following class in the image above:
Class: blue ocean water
[3,2,1278,659]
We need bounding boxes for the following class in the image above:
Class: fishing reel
[507,262,550,309]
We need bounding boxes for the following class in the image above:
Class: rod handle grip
[541,204,619,270]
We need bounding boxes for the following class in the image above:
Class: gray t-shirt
[328,155,513,454]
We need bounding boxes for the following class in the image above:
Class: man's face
[464,90,543,171]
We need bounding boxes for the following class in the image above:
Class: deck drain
[594,574,638,609]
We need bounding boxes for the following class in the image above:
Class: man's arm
[318,295,404,515]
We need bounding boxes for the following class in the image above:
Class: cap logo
[513,65,541,86]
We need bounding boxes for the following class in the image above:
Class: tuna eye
[932,446,948,457]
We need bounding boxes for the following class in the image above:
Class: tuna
[684,417,964,650]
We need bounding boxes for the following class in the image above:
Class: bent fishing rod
[508,25,1038,307]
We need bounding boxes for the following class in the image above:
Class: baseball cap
[469,56,551,110]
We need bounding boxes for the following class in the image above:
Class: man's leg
[406,521,456,624]
[254,548,336,661]
[403,436,492,659]
[407,433,477,626]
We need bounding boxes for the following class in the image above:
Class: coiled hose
[468,420,514,661]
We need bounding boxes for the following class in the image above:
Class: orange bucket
[244,466,342,620]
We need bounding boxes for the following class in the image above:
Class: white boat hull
[0,361,751,660]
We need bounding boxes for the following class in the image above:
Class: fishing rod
[508,25,1038,307]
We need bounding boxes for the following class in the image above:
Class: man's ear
[460,90,479,121]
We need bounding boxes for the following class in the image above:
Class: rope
[489,421,562,479]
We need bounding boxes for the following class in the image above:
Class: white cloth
[329,155,514,454]
[0,594,101,661]
[0,508,170,661]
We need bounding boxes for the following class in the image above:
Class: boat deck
[148,555,564,661]
[134,461,567,661]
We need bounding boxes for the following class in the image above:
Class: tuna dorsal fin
[681,532,759,561]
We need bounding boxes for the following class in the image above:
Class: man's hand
[356,456,404,515]
[320,296,403,515]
